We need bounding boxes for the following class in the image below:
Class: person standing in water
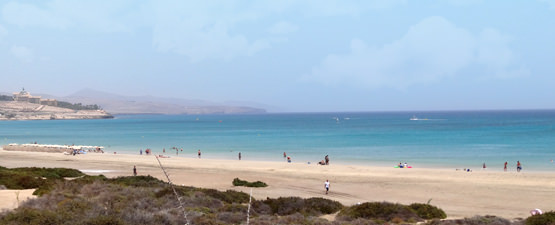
[198,149,201,158]
[238,152,241,160]
[504,161,507,172]
[517,161,522,172]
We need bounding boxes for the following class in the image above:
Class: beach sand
[1,149,554,220]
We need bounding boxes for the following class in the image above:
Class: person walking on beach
[133,166,137,176]
[140,149,143,155]
[198,149,201,159]
[517,161,522,172]
[238,152,241,160]
[504,161,507,172]
[324,180,330,194]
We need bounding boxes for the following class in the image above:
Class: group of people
[465,161,523,172]
[283,152,292,163]
[397,162,409,168]
[503,161,522,172]
[139,149,152,155]
[318,155,330,165]
[140,148,201,158]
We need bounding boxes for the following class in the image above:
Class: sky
[1,0,554,112]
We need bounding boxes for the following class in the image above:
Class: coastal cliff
[0,101,113,120]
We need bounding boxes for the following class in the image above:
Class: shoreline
[1,149,554,219]
[38,146,555,173]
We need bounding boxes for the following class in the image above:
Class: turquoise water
[1,110,554,171]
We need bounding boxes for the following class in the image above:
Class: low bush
[201,189,251,204]
[255,196,343,217]
[426,215,514,225]
[83,215,126,225]
[0,207,62,225]
[526,211,555,225]
[0,170,45,189]
[409,203,447,219]
[338,202,422,223]
[232,178,268,187]
[110,175,166,187]
[263,197,305,216]
[305,197,344,214]
[0,167,84,191]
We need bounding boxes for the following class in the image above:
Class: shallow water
[1,110,554,171]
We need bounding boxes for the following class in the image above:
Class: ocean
[1,110,554,171]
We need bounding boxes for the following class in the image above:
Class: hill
[58,89,267,114]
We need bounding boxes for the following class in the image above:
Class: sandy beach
[1,149,554,220]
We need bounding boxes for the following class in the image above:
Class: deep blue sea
[1,110,555,171]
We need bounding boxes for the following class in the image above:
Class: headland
[0,89,112,120]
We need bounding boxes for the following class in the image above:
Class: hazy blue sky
[1,0,554,112]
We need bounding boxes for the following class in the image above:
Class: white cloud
[1,0,407,62]
[298,0,407,17]
[148,1,283,62]
[11,45,34,63]
[1,0,136,32]
[0,24,7,39]
[539,0,555,10]
[267,21,299,34]
[2,1,70,29]
[476,29,529,78]
[306,16,528,89]
[446,0,484,6]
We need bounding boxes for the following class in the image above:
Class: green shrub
[12,167,84,178]
[263,197,305,216]
[0,170,45,189]
[425,215,513,225]
[109,175,166,187]
[0,207,62,225]
[217,212,246,224]
[526,211,555,225]
[221,203,248,213]
[83,215,127,225]
[202,189,251,204]
[305,197,344,214]
[409,203,446,219]
[232,178,268,187]
[33,179,57,196]
[256,196,342,216]
[338,202,422,223]
[0,167,84,191]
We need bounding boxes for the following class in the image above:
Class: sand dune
[0,149,553,219]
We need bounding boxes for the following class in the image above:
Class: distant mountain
[57,89,266,115]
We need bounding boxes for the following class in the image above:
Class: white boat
[410,116,426,121]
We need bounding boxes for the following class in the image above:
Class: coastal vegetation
[0,93,101,110]
[0,166,553,224]
[0,166,84,191]
[56,101,102,110]
[232,177,268,187]
[0,95,12,101]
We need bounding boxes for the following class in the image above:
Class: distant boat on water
[410,116,427,121]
